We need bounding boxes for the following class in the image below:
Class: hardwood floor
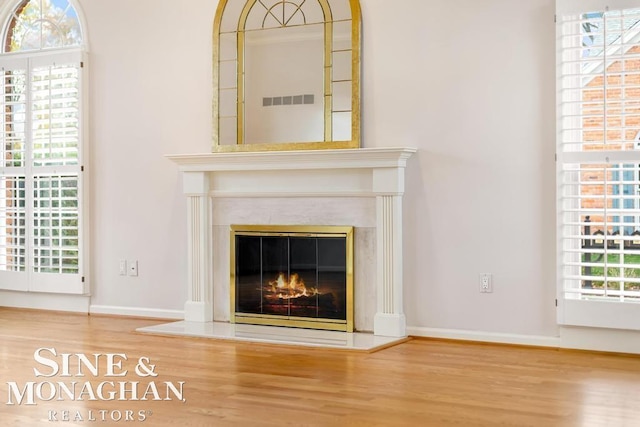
[1,308,640,426]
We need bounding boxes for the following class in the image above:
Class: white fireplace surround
[167,147,416,338]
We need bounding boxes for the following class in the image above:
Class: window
[557,0,640,329]
[0,0,86,294]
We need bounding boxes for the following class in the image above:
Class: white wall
[361,0,558,338]
[81,0,216,315]
[14,0,638,350]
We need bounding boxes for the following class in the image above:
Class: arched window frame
[0,0,89,295]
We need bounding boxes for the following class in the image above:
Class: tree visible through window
[5,0,81,52]
[0,0,85,293]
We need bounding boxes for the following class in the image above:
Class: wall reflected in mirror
[245,24,324,144]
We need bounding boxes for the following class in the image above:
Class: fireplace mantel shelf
[166,147,417,172]
[165,147,417,338]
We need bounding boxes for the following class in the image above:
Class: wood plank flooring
[1,308,640,426]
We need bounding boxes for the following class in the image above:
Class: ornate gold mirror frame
[213,0,361,152]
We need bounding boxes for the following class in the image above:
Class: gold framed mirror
[213,0,361,152]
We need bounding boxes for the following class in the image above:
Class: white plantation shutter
[0,50,86,294]
[558,0,640,329]
[0,58,29,291]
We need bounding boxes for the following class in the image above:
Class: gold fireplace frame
[230,225,354,332]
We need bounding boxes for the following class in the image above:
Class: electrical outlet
[128,260,138,277]
[480,273,493,293]
[119,259,127,276]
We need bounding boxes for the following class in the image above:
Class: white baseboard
[0,290,90,313]
[89,305,184,320]
[408,325,640,354]
[7,297,638,354]
[407,326,562,348]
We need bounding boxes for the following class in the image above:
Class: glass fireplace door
[231,226,353,332]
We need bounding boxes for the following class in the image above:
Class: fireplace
[231,225,354,332]
[163,147,416,339]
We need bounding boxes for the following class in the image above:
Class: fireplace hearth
[231,225,354,332]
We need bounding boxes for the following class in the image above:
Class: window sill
[560,298,640,331]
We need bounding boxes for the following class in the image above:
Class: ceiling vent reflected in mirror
[262,94,315,107]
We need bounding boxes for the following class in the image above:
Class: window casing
[0,0,87,294]
[558,0,640,329]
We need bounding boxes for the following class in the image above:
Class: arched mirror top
[213,0,361,152]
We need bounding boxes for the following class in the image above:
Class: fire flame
[267,273,318,300]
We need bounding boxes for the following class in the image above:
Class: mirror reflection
[214,0,360,151]
[245,24,325,144]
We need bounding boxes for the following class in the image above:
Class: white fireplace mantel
[167,147,417,337]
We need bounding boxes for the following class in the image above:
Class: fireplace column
[182,172,213,322]
[374,168,407,337]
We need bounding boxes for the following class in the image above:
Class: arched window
[4,0,82,52]
[0,0,87,294]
